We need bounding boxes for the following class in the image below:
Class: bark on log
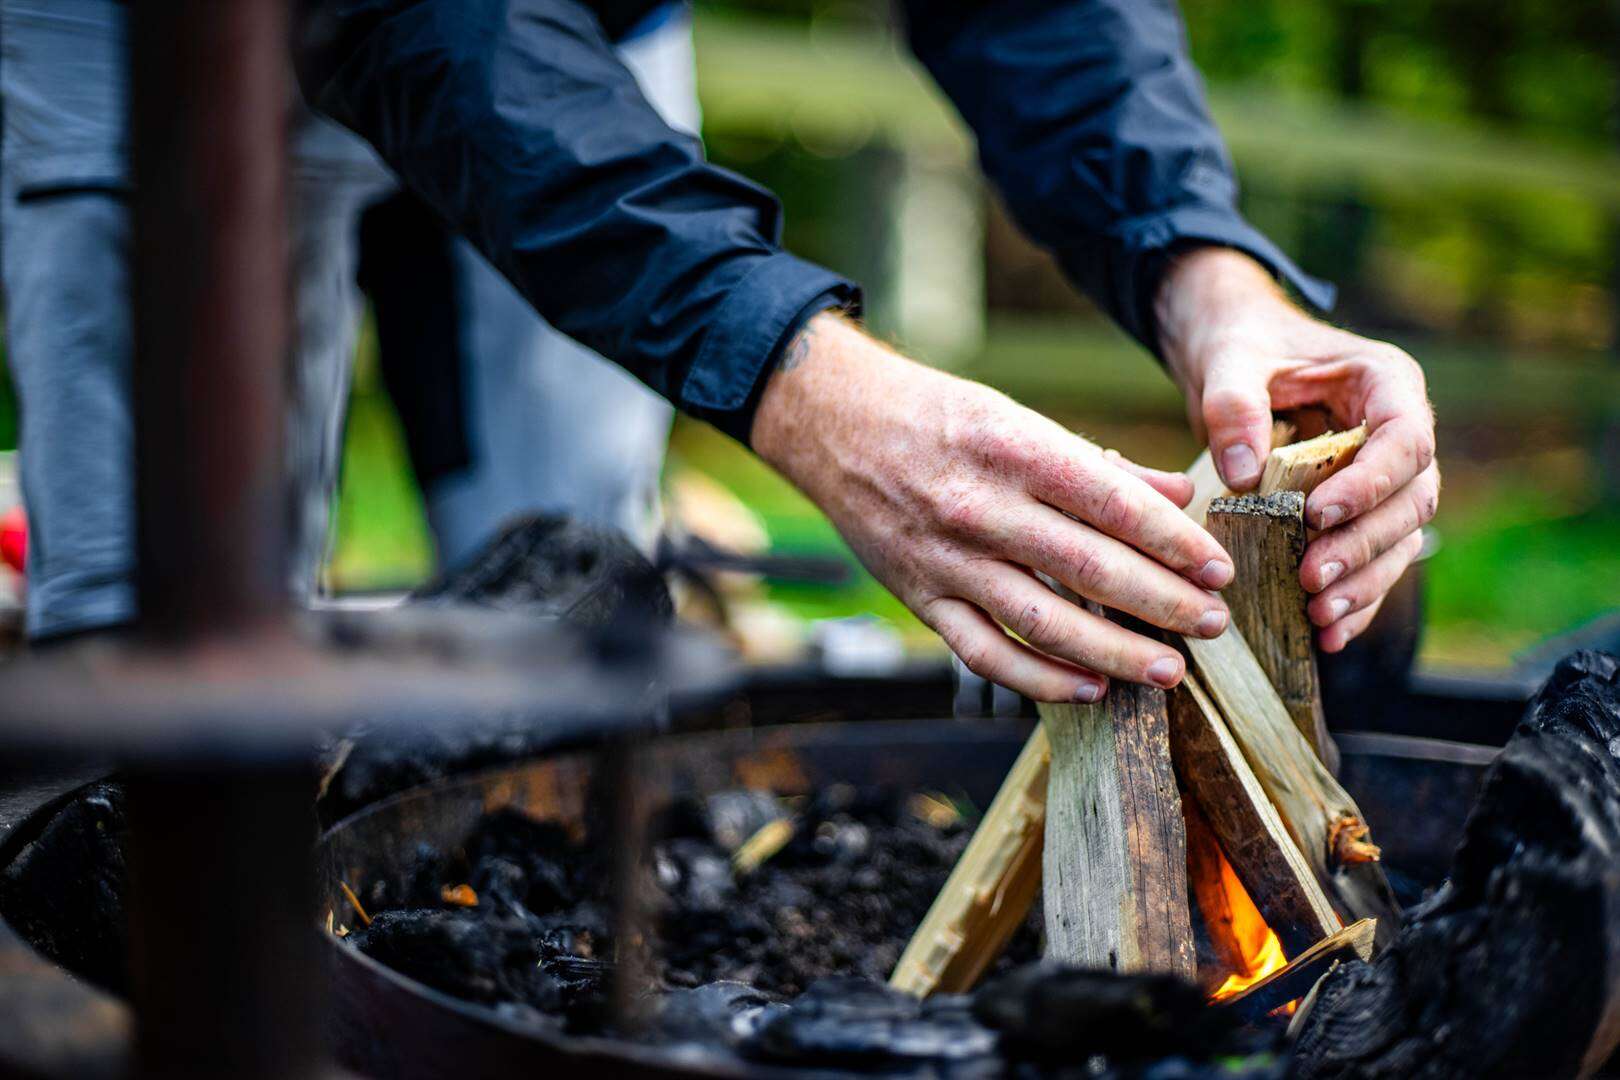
[1042,673,1194,978]
[1170,674,1340,958]
[1183,627,1400,947]
[1293,651,1620,1079]
[1206,492,1335,769]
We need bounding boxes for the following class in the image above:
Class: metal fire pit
[313,718,1494,1079]
[2,710,1507,1078]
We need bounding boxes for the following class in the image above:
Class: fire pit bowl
[0,716,1501,1078]
[314,718,1492,1079]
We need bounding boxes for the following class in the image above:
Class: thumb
[1199,354,1275,491]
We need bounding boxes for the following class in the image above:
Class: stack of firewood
[890,425,1396,1019]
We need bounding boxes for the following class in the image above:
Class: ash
[345,784,1275,1076]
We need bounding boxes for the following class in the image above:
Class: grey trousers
[1,0,689,638]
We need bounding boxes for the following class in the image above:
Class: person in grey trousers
[0,0,691,641]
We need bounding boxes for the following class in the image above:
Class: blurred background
[3,0,1616,670]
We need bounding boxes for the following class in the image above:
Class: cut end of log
[1207,491,1306,521]
[1328,816,1382,866]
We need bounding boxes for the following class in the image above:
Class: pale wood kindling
[1169,673,1339,958]
[1206,492,1334,765]
[888,725,1050,996]
[1042,674,1195,979]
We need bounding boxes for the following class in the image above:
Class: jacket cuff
[679,252,860,444]
[1112,203,1337,358]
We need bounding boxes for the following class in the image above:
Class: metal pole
[131,0,292,643]
[126,3,317,1077]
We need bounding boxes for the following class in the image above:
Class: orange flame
[1206,848,1293,1010]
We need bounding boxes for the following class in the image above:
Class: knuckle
[953,636,996,681]
[1012,596,1059,646]
[937,488,987,536]
[1094,483,1143,538]
[1203,384,1269,427]
[1070,545,1111,594]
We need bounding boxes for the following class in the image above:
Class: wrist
[751,312,884,485]
[1153,246,1299,381]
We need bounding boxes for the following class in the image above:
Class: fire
[1206,847,1293,1009]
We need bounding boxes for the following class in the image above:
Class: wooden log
[1260,425,1367,499]
[1294,653,1620,1078]
[888,725,1050,996]
[1185,420,1297,524]
[1182,626,1400,947]
[1206,492,1334,766]
[893,423,1371,994]
[1213,917,1376,1023]
[1170,673,1340,959]
[1042,670,1195,978]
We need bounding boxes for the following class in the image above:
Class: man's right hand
[750,313,1234,703]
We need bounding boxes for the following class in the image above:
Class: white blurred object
[811,615,906,677]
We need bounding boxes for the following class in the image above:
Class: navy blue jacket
[299,0,1331,444]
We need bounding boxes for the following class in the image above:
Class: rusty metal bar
[130,0,291,642]
[124,2,318,1076]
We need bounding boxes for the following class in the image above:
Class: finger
[1199,351,1277,491]
[988,504,1228,638]
[1104,448,1194,509]
[967,563,1187,688]
[1307,366,1434,530]
[1319,594,1385,654]
[1301,462,1440,592]
[1308,530,1423,629]
[924,596,1109,702]
[1029,453,1234,589]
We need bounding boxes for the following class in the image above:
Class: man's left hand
[1155,246,1438,653]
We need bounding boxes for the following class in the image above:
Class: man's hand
[752,313,1235,703]
[1156,247,1439,653]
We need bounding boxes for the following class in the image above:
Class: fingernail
[1146,656,1182,687]
[1196,609,1227,638]
[1221,444,1259,486]
[1319,504,1346,529]
[1319,561,1345,589]
[1327,597,1351,622]
[1200,559,1233,589]
[1073,680,1105,704]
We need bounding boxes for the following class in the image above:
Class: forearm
[297,0,855,441]
[903,0,1332,352]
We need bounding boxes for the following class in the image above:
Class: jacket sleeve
[903,0,1333,354]
[297,0,857,443]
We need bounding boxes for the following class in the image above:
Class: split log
[1260,425,1366,498]
[889,726,1049,996]
[1294,651,1620,1079]
[1183,626,1400,947]
[1170,674,1340,958]
[894,424,1372,994]
[1185,420,1297,523]
[1042,668,1194,978]
[1206,492,1334,767]
[1214,917,1376,1023]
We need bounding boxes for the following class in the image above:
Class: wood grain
[1042,672,1194,978]
[889,725,1050,996]
[1183,627,1400,946]
[1206,492,1334,766]
[1170,673,1340,958]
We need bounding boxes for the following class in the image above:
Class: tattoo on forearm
[779,321,816,373]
